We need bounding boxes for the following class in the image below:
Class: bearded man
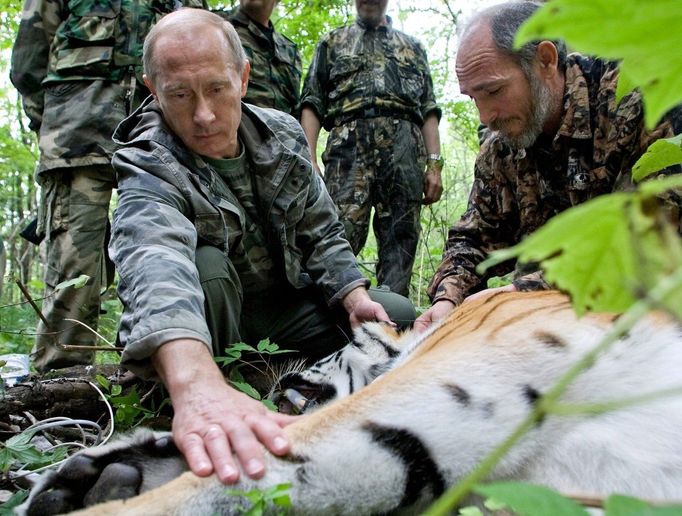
[415,0,681,331]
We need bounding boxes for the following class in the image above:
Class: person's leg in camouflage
[372,120,425,297]
[33,165,115,372]
[322,121,374,254]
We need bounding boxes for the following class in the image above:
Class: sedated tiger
[19,290,682,515]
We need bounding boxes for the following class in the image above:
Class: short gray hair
[143,8,247,84]
[461,1,567,76]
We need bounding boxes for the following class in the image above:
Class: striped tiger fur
[19,290,682,515]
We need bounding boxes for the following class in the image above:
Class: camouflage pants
[196,245,416,361]
[322,117,425,297]
[33,165,115,372]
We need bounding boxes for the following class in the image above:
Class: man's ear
[143,74,158,100]
[535,41,559,77]
[241,60,251,98]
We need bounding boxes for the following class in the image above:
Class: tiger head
[269,321,408,414]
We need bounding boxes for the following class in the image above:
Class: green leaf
[256,338,273,353]
[605,494,682,516]
[632,136,682,182]
[515,0,682,128]
[474,482,589,516]
[231,381,261,400]
[54,274,90,290]
[479,194,638,314]
[0,489,29,516]
[95,374,110,390]
[261,399,278,412]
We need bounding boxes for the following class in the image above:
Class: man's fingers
[224,417,267,480]
[268,410,299,428]
[178,431,214,478]
[249,413,292,457]
[202,425,240,483]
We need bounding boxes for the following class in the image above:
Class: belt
[331,107,421,128]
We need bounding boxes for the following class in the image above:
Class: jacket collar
[555,60,593,140]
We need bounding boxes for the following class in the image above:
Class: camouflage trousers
[322,117,425,297]
[33,165,115,372]
[196,245,416,365]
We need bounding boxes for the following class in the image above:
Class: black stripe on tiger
[534,331,568,349]
[444,383,471,406]
[358,326,401,358]
[363,422,445,508]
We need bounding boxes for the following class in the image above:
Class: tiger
[18,290,682,515]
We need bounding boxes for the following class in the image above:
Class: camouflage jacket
[301,16,440,130]
[428,54,682,306]
[110,100,368,378]
[10,0,205,170]
[217,7,302,117]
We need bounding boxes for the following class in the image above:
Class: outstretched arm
[153,339,296,483]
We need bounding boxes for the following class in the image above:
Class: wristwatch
[426,153,444,171]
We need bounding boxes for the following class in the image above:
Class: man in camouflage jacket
[216,0,301,116]
[110,10,412,486]
[300,0,443,298]
[10,0,205,371]
[415,1,681,331]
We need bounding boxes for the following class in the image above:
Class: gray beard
[492,74,553,150]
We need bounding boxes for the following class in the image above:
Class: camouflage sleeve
[110,145,212,380]
[427,142,519,305]
[603,78,682,230]
[10,0,64,131]
[511,267,551,292]
[300,38,329,120]
[415,41,441,121]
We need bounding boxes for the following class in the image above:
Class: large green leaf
[474,482,589,516]
[479,194,637,314]
[605,494,682,516]
[632,135,682,182]
[515,0,682,128]
[478,185,682,316]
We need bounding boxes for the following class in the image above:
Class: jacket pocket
[395,59,423,100]
[51,0,121,76]
[195,212,229,251]
[328,54,364,101]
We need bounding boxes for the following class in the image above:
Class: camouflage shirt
[428,54,682,306]
[301,16,440,130]
[10,0,205,171]
[217,7,302,117]
[110,100,368,378]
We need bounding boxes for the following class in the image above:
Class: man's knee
[368,286,416,330]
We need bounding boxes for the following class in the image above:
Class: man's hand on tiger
[153,339,297,484]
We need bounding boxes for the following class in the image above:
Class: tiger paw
[18,430,185,516]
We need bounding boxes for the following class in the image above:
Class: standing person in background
[216,0,302,116]
[10,0,206,372]
[300,0,443,298]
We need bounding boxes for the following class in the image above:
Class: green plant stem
[423,270,681,516]
[548,386,682,416]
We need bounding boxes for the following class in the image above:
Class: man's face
[355,0,389,26]
[144,26,249,159]
[240,0,277,18]
[457,28,553,149]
